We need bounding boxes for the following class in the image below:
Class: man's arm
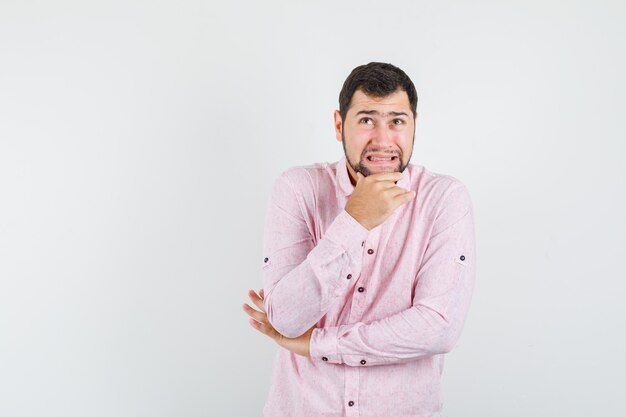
[261,169,369,338]
[244,288,313,357]
[309,184,476,366]
[263,169,415,338]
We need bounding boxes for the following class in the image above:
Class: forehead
[347,88,411,115]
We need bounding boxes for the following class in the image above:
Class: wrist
[345,207,373,230]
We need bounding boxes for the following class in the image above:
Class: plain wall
[1,1,625,416]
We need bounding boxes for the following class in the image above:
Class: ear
[333,110,343,142]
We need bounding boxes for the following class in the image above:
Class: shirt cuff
[310,326,341,364]
[323,209,369,252]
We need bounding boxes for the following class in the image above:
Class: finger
[248,289,265,311]
[248,318,280,340]
[248,318,262,331]
[248,290,265,313]
[375,182,411,199]
[375,181,406,191]
[259,288,265,299]
[242,303,268,323]
[356,172,364,184]
[392,189,416,205]
[248,318,267,333]
[367,172,403,182]
[384,186,412,196]
[248,318,271,336]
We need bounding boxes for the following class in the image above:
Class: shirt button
[264,257,269,263]
[367,249,374,255]
[346,274,352,280]
[348,401,354,407]
[358,287,365,293]
[460,255,465,261]
[322,357,328,361]
[360,359,366,365]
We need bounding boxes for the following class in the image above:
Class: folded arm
[310,184,477,366]
[262,171,369,338]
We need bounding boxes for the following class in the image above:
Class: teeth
[370,157,393,161]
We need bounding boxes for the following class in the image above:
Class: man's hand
[243,288,313,358]
[345,171,416,230]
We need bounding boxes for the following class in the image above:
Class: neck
[346,163,357,186]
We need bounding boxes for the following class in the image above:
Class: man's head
[334,62,418,183]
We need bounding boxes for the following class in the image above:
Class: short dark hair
[338,62,418,121]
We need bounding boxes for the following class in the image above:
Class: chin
[371,166,398,173]
[360,162,402,176]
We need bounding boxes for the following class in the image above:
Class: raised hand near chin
[345,171,415,230]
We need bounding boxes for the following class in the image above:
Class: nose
[371,122,394,149]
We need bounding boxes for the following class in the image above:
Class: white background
[1,1,625,416]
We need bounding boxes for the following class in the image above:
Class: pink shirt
[261,156,476,417]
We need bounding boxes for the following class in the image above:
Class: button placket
[350,232,378,321]
[345,229,381,416]
[350,280,368,318]
[344,366,360,416]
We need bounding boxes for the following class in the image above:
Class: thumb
[355,171,364,183]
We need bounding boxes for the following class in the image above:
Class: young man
[243,62,476,417]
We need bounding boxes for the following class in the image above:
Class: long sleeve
[309,183,476,366]
[261,169,369,338]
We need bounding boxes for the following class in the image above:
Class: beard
[341,129,413,177]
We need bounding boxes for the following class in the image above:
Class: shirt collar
[336,155,411,197]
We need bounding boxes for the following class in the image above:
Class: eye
[359,117,373,125]
[392,119,404,125]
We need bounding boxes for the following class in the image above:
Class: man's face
[334,88,416,185]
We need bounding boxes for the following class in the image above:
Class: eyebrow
[354,110,409,118]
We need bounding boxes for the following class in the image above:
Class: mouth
[365,155,399,164]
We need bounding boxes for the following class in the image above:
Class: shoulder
[408,164,473,232]
[273,161,338,194]
[409,163,472,206]
[268,161,338,222]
